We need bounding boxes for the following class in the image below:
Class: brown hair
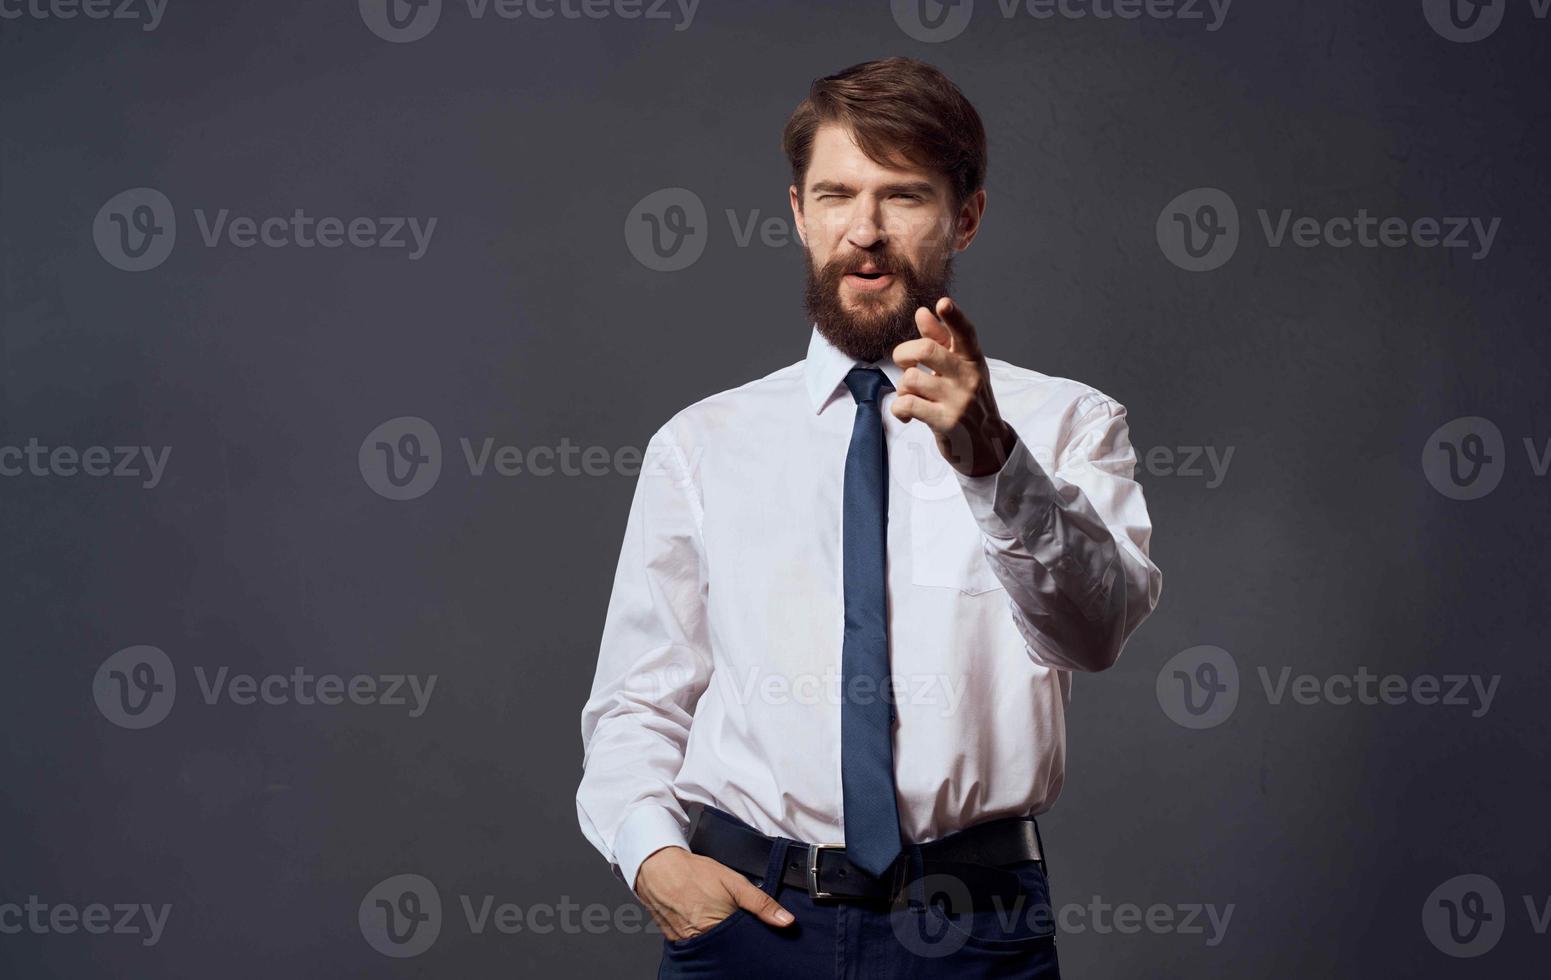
[782,57,987,209]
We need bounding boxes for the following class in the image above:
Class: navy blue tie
[840,367,903,879]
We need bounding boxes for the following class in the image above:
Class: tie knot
[844,367,893,405]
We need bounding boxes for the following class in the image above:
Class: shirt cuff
[613,804,691,896]
[953,432,1057,543]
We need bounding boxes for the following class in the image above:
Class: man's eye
[893,194,922,202]
[817,194,846,201]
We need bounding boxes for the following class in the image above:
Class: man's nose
[845,199,886,250]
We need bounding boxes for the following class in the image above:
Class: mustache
[815,254,919,290]
[824,252,902,276]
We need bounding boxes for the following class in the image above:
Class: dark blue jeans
[657,813,1062,979]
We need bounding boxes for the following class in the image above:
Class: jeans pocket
[932,860,1057,950]
[661,867,766,955]
[663,907,751,953]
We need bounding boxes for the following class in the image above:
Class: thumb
[728,875,796,928]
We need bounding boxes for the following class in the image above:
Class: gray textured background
[3,0,1548,976]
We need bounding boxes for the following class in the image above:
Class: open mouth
[844,270,896,291]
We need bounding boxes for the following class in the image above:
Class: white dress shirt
[578,325,1162,893]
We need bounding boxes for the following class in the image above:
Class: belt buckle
[806,843,843,900]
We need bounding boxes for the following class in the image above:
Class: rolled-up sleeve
[955,395,1162,672]
[577,423,710,894]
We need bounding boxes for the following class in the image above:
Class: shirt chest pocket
[906,491,1006,596]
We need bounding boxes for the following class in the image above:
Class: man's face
[791,123,980,363]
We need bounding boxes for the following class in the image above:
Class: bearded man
[579,56,1162,979]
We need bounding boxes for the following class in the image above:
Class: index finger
[934,296,983,359]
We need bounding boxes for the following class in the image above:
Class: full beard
[804,244,955,364]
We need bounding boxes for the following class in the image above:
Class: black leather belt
[686,805,1046,909]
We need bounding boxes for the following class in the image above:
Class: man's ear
[789,184,808,247]
[952,188,987,252]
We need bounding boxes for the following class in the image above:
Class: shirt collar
[802,324,905,414]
